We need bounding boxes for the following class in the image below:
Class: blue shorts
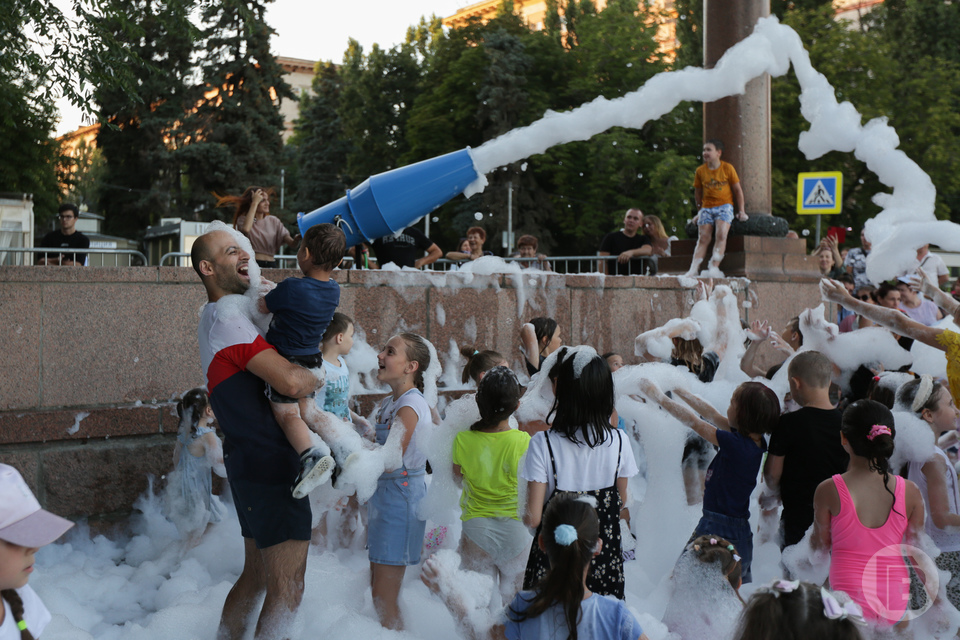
[230,478,312,549]
[367,468,427,566]
[692,509,754,583]
[698,204,734,226]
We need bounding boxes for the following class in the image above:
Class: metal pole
[815,214,821,246]
[425,211,430,239]
[507,180,514,254]
[280,169,285,210]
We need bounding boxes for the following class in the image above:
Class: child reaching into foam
[812,399,925,626]
[899,376,960,611]
[0,464,75,639]
[639,379,780,582]
[257,223,344,498]
[521,347,638,600]
[519,317,561,376]
[453,366,531,603]
[167,388,226,538]
[369,332,436,629]
[421,495,650,640]
[732,579,865,640]
[662,535,745,639]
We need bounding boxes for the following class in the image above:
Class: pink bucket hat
[0,464,74,547]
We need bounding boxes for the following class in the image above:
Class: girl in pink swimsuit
[813,399,925,627]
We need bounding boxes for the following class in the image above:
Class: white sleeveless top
[909,448,960,552]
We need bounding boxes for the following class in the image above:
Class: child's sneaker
[332,452,361,491]
[292,448,335,499]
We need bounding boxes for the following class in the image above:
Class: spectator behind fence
[598,208,659,276]
[371,226,442,269]
[225,186,299,269]
[37,203,89,266]
[914,244,949,287]
[446,226,493,262]
[515,235,550,270]
[641,214,671,257]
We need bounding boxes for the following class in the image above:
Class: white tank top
[909,448,960,552]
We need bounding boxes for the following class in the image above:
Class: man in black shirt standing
[38,203,89,266]
[598,208,660,275]
[371,226,441,269]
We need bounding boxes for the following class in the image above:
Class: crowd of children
[16,217,960,640]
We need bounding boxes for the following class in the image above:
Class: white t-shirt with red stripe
[198,300,300,484]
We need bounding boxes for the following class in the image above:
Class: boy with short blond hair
[762,351,849,551]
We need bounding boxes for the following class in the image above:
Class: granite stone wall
[0,263,824,519]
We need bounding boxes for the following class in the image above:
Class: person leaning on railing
[37,203,89,266]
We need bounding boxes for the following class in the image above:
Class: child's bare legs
[273,399,335,498]
[686,222,713,276]
[271,400,313,455]
[371,562,406,629]
[709,220,731,269]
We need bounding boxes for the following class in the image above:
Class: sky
[54,0,471,135]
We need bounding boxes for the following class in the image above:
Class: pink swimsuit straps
[828,474,909,626]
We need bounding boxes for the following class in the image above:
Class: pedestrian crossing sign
[796,171,843,215]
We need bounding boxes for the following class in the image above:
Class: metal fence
[159,252,354,269]
[429,255,658,275]
[0,247,148,267]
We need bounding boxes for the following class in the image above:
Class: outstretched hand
[768,331,796,356]
[819,278,851,305]
[917,269,942,300]
[746,319,771,342]
[638,378,664,401]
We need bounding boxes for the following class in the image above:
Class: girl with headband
[899,375,960,612]
[422,496,649,640]
[812,400,926,626]
[732,579,865,640]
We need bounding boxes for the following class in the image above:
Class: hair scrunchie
[554,524,578,546]
[867,424,892,441]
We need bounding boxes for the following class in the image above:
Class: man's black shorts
[264,353,323,404]
[230,478,311,548]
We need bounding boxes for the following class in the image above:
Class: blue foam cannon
[297,148,480,247]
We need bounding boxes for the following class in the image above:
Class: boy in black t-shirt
[762,351,849,552]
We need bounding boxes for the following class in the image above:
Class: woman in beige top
[224,186,299,268]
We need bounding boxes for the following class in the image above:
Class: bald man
[192,229,321,640]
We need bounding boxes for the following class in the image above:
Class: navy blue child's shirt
[264,277,340,356]
[702,428,765,520]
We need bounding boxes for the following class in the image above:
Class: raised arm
[633,317,700,362]
[741,320,771,378]
[672,387,730,431]
[638,379,719,446]
[821,278,945,349]
[919,269,960,316]
[239,190,262,235]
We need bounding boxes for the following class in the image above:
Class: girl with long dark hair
[520,347,638,599]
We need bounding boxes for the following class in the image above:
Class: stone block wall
[0,263,824,519]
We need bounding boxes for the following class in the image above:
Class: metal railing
[159,252,354,268]
[427,254,658,275]
[0,247,148,267]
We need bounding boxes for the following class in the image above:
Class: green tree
[287,61,351,214]
[93,0,200,238]
[178,0,293,219]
